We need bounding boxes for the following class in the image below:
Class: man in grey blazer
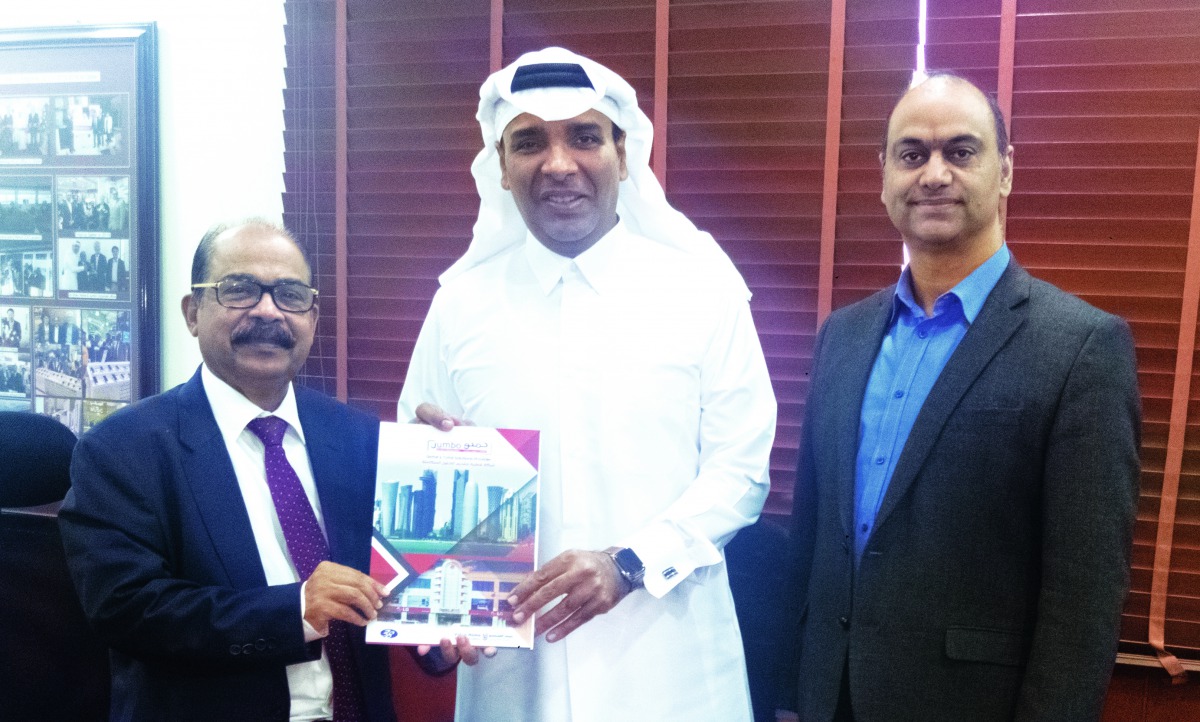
[783,73,1141,721]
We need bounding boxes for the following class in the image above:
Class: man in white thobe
[399,47,776,721]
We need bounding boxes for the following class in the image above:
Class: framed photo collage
[0,25,157,434]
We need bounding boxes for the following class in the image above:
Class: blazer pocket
[944,626,1028,667]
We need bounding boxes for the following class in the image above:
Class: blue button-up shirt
[853,244,1011,561]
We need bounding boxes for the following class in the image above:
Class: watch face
[614,547,644,574]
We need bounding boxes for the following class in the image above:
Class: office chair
[0,411,110,721]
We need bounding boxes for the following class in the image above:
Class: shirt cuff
[300,580,327,642]
[624,520,722,598]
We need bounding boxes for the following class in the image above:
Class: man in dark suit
[34,313,48,344]
[60,219,397,721]
[87,240,107,292]
[27,265,45,297]
[782,73,1140,721]
[85,332,102,364]
[108,244,129,294]
[1,308,19,347]
[55,317,79,346]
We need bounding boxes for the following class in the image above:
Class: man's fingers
[414,402,454,430]
[437,637,461,664]
[532,590,582,635]
[429,636,492,667]
[305,561,385,630]
[307,592,376,627]
[544,597,608,643]
[510,549,627,638]
[413,402,474,431]
[311,560,385,599]
[454,635,481,666]
[533,568,618,639]
[315,569,383,616]
[511,576,569,624]
[509,554,574,621]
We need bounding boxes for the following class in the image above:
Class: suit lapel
[830,289,895,536]
[297,392,354,565]
[873,261,1032,531]
[177,369,269,589]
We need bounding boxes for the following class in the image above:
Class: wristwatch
[604,546,645,589]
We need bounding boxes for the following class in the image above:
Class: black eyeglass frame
[190,277,319,313]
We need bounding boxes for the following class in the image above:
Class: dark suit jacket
[786,260,1140,722]
[60,369,396,722]
[109,257,129,293]
[1,318,19,346]
[56,321,79,345]
[87,252,107,291]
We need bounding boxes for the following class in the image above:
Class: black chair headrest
[0,412,78,507]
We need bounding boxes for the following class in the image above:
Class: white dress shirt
[399,223,777,721]
[201,365,333,722]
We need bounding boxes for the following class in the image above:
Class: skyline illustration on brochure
[366,422,539,649]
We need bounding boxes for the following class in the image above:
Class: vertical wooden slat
[1148,127,1200,682]
[491,0,504,72]
[996,0,1015,129]
[652,0,669,188]
[334,0,349,402]
[816,0,847,326]
[996,0,1016,228]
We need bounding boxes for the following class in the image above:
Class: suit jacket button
[229,644,242,655]
[839,616,850,629]
[242,643,255,655]
[256,638,268,651]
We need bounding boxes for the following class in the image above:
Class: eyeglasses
[190,277,318,313]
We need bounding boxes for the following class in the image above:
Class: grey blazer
[786,260,1141,722]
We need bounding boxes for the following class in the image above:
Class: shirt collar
[523,220,626,296]
[200,364,305,447]
[892,244,1011,324]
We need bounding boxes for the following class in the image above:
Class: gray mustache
[232,321,295,349]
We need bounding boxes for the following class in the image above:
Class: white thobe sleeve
[623,298,776,598]
[397,292,464,422]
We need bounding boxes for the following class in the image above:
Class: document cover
[366,422,539,649]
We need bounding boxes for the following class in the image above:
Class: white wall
[0,2,287,389]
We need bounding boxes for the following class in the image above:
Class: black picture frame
[0,24,158,434]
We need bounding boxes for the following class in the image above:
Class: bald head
[883,73,1008,161]
[879,72,1014,259]
[190,219,308,289]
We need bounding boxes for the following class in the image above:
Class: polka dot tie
[247,416,365,722]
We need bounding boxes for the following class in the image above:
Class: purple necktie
[247,416,365,722]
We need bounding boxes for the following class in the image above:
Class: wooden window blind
[284,0,340,398]
[288,0,492,416]
[667,0,830,516]
[283,0,1200,668]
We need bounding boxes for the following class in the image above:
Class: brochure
[365,422,539,649]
